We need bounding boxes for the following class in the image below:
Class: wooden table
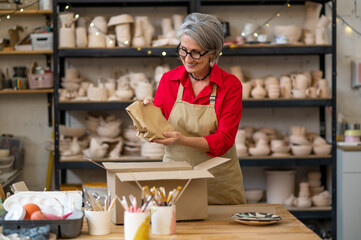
[71,204,321,240]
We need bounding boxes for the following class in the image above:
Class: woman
[146,12,245,204]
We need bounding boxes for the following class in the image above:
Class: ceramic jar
[108,14,134,47]
[135,81,153,100]
[266,170,296,204]
[115,85,134,101]
[251,80,266,99]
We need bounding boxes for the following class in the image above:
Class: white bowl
[291,145,312,156]
[59,125,87,138]
[249,147,270,156]
[271,145,290,153]
[245,189,263,203]
[313,144,332,155]
[273,25,302,43]
[0,149,10,158]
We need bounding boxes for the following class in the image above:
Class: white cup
[85,210,111,235]
[150,205,176,235]
[124,211,150,240]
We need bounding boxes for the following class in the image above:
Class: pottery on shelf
[283,194,297,207]
[230,66,244,82]
[108,14,134,47]
[96,116,122,138]
[245,189,263,204]
[311,190,331,207]
[249,138,270,156]
[273,25,302,44]
[109,140,124,159]
[295,196,312,208]
[266,169,296,204]
[115,84,134,101]
[242,82,252,100]
[251,80,267,99]
[291,145,312,156]
[87,83,108,101]
[59,125,87,138]
[83,138,109,159]
[313,144,332,155]
[303,1,323,33]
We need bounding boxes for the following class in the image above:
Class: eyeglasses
[176,45,209,60]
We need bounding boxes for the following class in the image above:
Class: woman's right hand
[143,97,154,105]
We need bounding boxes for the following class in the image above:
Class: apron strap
[176,83,184,101]
[209,84,217,107]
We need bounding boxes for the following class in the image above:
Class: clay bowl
[289,135,310,145]
[0,149,10,158]
[273,25,302,43]
[312,193,331,207]
[245,189,263,204]
[291,145,312,156]
[249,147,270,156]
[271,145,290,153]
[59,125,87,138]
[312,136,327,145]
[313,144,332,155]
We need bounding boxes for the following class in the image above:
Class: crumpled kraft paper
[126,101,175,141]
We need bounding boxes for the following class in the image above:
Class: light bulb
[6,15,10,19]
[277,13,280,17]
[75,14,79,19]
[20,8,24,12]
[137,47,141,51]
[287,3,291,7]
[90,22,94,27]
[254,33,258,37]
[266,23,270,27]
[220,52,223,56]
[241,32,245,36]
[345,26,352,33]
[65,5,69,10]
[162,51,167,56]
[124,41,129,45]
[148,50,152,55]
[95,32,99,35]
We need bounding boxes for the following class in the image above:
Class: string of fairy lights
[1,0,361,43]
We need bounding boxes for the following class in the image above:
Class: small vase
[251,82,267,99]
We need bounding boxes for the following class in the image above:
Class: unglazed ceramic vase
[230,66,244,82]
[83,138,109,159]
[132,17,146,48]
[303,1,323,32]
[295,196,312,208]
[59,27,76,48]
[266,170,296,204]
[291,73,310,90]
[242,82,252,99]
[251,81,267,99]
[76,27,87,47]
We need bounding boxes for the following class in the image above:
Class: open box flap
[193,157,231,171]
[103,161,192,172]
[116,169,213,182]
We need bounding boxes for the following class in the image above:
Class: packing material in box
[103,157,230,224]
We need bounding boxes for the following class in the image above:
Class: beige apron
[163,83,246,204]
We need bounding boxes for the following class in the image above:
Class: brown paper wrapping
[126,101,175,141]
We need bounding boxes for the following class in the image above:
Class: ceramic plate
[232,212,282,226]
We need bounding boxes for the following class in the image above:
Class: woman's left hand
[152,131,183,146]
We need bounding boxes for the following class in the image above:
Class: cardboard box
[103,157,230,224]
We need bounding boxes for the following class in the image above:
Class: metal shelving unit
[53,0,337,238]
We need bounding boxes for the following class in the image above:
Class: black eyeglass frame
[176,44,209,60]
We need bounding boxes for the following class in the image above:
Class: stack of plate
[231,212,282,226]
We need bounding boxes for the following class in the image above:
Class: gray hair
[177,12,224,64]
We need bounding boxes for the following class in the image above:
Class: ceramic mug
[306,87,318,98]
[291,74,309,90]
[291,89,306,98]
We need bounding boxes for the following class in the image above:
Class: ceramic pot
[58,12,76,28]
[295,197,312,208]
[76,27,87,47]
[59,27,76,48]
[135,81,153,100]
[266,170,296,204]
[311,70,323,86]
[115,85,134,101]
[88,33,106,48]
[251,82,267,99]
[306,87,318,98]
[132,17,146,48]
[291,73,310,90]
[273,25,302,44]
[115,24,131,47]
[242,82,252,99]
[230,66,244,82]
[88,16,108,35]
[138,16,155,47]
[303,1,323,32]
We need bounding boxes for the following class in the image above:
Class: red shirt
[154,63,243,157]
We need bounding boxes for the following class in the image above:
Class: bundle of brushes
[145,186,182,206]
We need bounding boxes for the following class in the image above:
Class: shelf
[57,98,332,110]
[0,10,52,15]
[200,0,330,6]
[58,101,132,110]
[54,0,191,7]
[222,44,332,56]
[240,156,333,166]
[0,169,22,188]
[57,45,332,58]
[290,208,332,219]
[0,50,53,55]
[0,89,53,94]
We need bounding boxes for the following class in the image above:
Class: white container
[85,210,112,235]
[30,33,53,50]
[124,211,150,240]
[266,170,296,204]
[150,205,176,235]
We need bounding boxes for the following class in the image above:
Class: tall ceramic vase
[266,170,296,204]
